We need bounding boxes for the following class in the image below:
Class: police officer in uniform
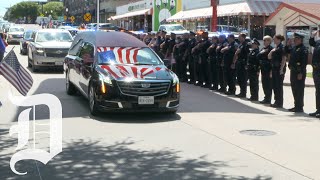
[258,36,273,104]
[233,33,250,98]
[199,32,212,88]
[221,34,238,95]
[309,30,320,118]
[216,35,228,92]
[288,33,308,113]
[176,33,189,82]
[268,34,286,108]
[192,35,202,86]
[247,38,260,101]
[186,31,197,84]
[207,36,219,90]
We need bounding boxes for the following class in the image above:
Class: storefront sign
[117,0,153,15]
[153,0,182,31]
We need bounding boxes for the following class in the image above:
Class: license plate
[55,62,63,65]
[138,96,154,105]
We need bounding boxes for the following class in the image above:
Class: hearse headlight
[99,74,112,85]
[172,73,179,86]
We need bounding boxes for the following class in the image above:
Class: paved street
[0,24,320,180]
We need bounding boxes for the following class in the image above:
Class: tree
[9,2,39,23]
[43,2,64,20]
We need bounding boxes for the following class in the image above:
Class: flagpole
[97,0,100,30]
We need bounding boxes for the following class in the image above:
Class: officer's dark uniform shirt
[289,43,308,74]
[310,37,320,66]
[217,41,228,64]
[271,43,284,69]
[224,41,238,66]
[200,38,212,57]
[179,38,189,57]
[188,38,197,55]
[248,48,260,70]
[238,42,250,61]
[167,38,176,54]
[208,43,218,58]
[257,45,273,71]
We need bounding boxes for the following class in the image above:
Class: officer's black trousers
[188,56,195,82]
[194,56,200,83]
[313,68,320,111]
[199,57,209,85]
[225,66,236,93]
[208,58,218,88]
[290,71,306,109]
[181,59,188,81]
[176,56,182,79]
[218,64,226,90]
[261,69,272,101]
[272,69,285,106]
[248,69,259,99]
[237,61,248,95]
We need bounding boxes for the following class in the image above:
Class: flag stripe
[0,65,26,95]
[19,68,33,86]
[2,63,29,93]
[18,70,32,89]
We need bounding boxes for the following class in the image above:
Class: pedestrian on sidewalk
[258,36,273,104]
[288,33,308,113]
[268,34,286,108]
[309,29,320,118]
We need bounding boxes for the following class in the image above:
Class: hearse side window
[79,43,94,64]
[69,39,83,56]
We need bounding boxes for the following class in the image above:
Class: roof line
[265,2,320,25]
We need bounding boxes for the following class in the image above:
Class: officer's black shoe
[202,84,211,88]
[294,109,304,113]
[187,81,194,84]
[210,87,218,91]
[248,97,258,101]
[309,111,320,117]
[218,88,226,93]
[236,93,246,98]
[288,107,296,112]
[225,91,235,96]
[270,104,283,108]
[195,82,201,86]
[260,99,271,104]
[316,114,320,118]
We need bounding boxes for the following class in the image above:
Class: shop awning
[167,1,280,21]
[111,9,152,20]
[265,3,320,26]
[167,7,212,21]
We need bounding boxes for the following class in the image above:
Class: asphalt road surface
[0,24,319,180]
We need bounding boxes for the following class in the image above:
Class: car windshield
[10,28,24,32]
[36,32,73,42]
[24,31,33,39]
[98,47,162,65]
[166,25,185,31]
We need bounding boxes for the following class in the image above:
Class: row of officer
[146,30,318,118]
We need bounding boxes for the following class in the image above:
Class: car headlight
[172,73,179,86]
[8,34,12,39]
[99,74,112,85]
[36,48,45,54]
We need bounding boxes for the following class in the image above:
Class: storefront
[167,0,281,39]
[110,0,153,32]
[265,2,320,48]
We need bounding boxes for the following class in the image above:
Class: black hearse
[64,31,180,115]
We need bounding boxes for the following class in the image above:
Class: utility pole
[211,0,218,32]
[97,0,99,30]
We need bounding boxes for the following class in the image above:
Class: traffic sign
[70,16,75,21]
[84,13,91,22]
[40,14,44,17]
[63,16,67,21]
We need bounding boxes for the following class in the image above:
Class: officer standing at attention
[247,38,260,101]
[258,36,273,104]
[309,29,320,118]
[221,34,238,95]
[176,33,190,82]
[198,32,212,88]
[233,33,250,98]
[186,32,197,84]
[288,33,308,113]
[268,34,286,108]
[216,35,228,93]
[207,36,219,90]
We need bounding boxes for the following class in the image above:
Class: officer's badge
[296,48,300,52]
[297,62,301,65]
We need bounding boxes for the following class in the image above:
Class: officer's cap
[161,30,167,34]
[294,33,304,39]
[252,38,260,46]
[219,34,226,39]
[170,32,176,35]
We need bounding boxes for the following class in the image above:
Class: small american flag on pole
[0,49,33,96]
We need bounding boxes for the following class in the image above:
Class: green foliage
[43,2,64,20]
[10,2,39,22]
